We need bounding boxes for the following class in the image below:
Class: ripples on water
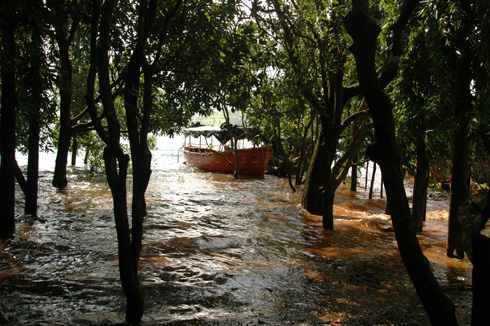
[0,137,473,325]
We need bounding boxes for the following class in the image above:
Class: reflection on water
[1,137,472,325]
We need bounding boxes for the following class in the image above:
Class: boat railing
[183,144,234,153]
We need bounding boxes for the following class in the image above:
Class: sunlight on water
[0,136,474,325]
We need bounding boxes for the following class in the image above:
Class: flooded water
[1,137,473,325]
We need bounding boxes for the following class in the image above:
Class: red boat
[181,126,273,178]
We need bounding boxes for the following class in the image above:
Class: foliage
[247,0,374,193]
[78,131,107,171]
[9,0,58,155]
[391,0,490,183]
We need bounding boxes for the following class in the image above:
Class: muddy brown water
[1,137,473,325]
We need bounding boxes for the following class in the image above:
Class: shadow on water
[1,138,473,325]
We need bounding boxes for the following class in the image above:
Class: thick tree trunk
[0,6,17,237]
[345,2,458,324]
[458,192,490,324]
[460,192,490,262]
[317,128,336,230]
[302,130,327,216]
[322,189,335,230]
[412,133,429,232]
[448,135,469,257]
[303,119,370,228]
[447,11,472,257]
[471,234,490,325]
[302,122,340,227]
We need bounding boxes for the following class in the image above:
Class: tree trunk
[25,11,43,215]
[124,84,146,325]
[369,162,376,199]
[302,129,326,215]
[15,162,28,195]
[233,138,240,179]
[318,126,336,230]
[295,117,313,185]
[25,93,41,215]
[302,116,342,226]
[345,2,458,324]
[380,174,384,198]
[121,1,158,320]
[303,118,370,229]
[350,154,358,191]
[365,161,369,189]
[94,0,145,322]
[447,3,472,257]
[0,5,17,237]
[350,116,362,192]
[322,188,335,230]
[103,148,142,324]
[71,137,78,166]
[412,132,429,232]
[471,234,490,326]
[52,36,73,188]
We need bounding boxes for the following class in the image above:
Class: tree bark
[25,6,43,215]
[71,137,78,166]
[0,3,17,237]
[365,160,369,189]
[447,0,472,258]
[25,83,41,216]
[87,0,145,322]
[345,1,458,324]
[302,123,338,229]
[103,148,142,324]
[471,234,490,325]
[369,162,376,199]
[302,129,327,215]
[124,27,147,326]
[350,154,358,191]
[412,131,429,232]
[52,19,76,188]
[295,118,312,186]
[303,116,371,228]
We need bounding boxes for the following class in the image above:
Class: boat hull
[182,146,273,178]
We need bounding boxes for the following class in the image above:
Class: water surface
[0,137,473,325]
